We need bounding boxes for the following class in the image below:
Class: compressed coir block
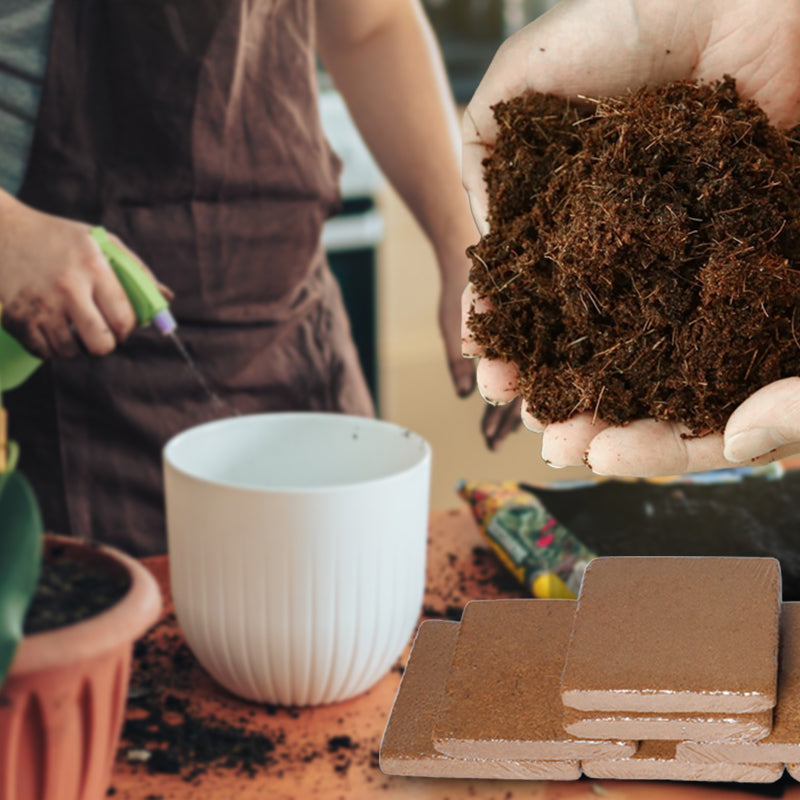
[678,602,800,764]
[379,620,581,779]
[432,599,636,760]
[561,556,781,713]
[582,740,784,782]
[564,706,772,742]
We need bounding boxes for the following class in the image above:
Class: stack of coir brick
[380,556,800,783]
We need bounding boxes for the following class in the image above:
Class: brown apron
[8,0,374,556]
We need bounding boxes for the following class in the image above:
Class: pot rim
[8,534,162,676]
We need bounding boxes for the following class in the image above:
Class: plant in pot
[0,332,163,800]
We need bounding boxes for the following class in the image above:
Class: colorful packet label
[457,480,596,599]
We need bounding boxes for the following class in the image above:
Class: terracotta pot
[0,534,162,800]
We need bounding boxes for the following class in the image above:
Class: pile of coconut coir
[467,77,800,434]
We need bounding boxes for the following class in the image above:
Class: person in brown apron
[0,0,517,555]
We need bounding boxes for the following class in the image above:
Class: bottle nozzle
[151,308,178,335]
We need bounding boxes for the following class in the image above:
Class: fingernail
[522,417,544,433]
[725,428,783,462]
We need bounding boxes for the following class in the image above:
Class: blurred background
[319,0,591,512]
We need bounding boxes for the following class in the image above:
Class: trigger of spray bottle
[0,226,177,392]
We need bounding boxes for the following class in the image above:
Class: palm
[462,0,800,476]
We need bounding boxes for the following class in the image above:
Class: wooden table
[109,507,800,800]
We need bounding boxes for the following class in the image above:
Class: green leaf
[0,329,42,393]
[0,441,21,498]
[0,468,43,687]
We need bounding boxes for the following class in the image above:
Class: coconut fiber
[468,77,800,434]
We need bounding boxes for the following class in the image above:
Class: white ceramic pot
[163,412,431,706]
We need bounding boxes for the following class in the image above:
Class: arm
[316,0,521,447]
[316,0,465,255]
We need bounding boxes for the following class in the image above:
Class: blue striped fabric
[0,0,53,195]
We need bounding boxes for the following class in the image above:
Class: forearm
[316,0,478,261]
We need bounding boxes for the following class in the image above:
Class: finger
[724,378,800,462]
[482,397,523,451]
[584,420,728,477]
[461,283,490,358]
[449,354,476,398]
[521,399,546,433]
[156,281,176,302]
[541,412,610,468]
[476,357,519,405]
[65,276,126,357]
[69,285,130,356]
[751,442,800,465]
[442,280,477,397]
[25,323,54,361]
[43,319,81,359]
[54,232,134,353]
[67,300,120,356]
[1,307,53,360]
[588,417,800,477]
[462,112,491,237]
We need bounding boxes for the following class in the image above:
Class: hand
[461,0,800,475]
[0,193,163,359]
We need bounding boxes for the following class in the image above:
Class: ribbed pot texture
[0,535,162,800]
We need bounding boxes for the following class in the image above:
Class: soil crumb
[468,77,800,434]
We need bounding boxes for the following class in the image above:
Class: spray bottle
[0,226,177,391]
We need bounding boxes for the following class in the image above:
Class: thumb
[724,377,800,462]
[461,108,491,238]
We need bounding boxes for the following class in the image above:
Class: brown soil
[23,544,130,634]
[468,77,800,434]
[118,616,378,783]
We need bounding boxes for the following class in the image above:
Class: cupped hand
[461,0,800,475]
[0,193,163,359]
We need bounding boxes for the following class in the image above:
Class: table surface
[110,507,800,800]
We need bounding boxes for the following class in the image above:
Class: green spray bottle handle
[0,226,176,393]
[89,227,176,334]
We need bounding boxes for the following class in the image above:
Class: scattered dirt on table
[468,77,800,434]
[111,518,529,793]
[119,614,381,785]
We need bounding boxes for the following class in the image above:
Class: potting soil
[468,77,800,434]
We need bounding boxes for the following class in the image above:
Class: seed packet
[457,480,595,599]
